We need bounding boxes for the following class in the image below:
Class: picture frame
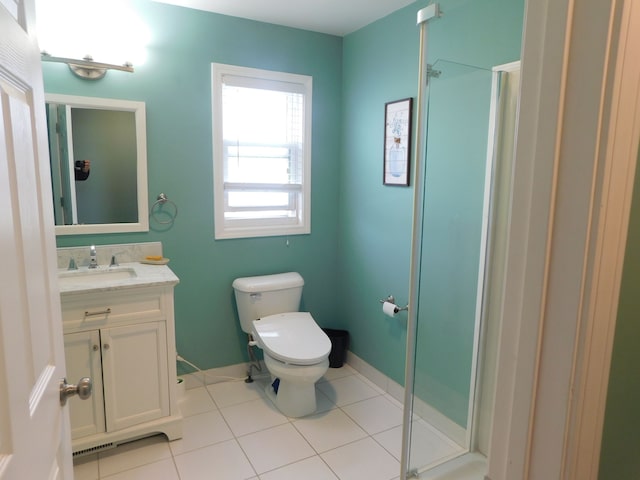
[383,97,413,186]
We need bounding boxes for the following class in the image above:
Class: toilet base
[265,379,317,417]
[263,354,329,417]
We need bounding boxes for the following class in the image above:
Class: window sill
[214,224,310,240]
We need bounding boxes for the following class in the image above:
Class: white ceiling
[152,0,415,36]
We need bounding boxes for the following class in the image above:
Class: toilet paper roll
[383,301,398,317]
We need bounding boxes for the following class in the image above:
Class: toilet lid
[252,312,331,365]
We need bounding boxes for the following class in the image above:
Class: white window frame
[212,63,312,239]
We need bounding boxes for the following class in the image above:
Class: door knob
[59,377,92,406]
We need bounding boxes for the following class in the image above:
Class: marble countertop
[57,262,179,296]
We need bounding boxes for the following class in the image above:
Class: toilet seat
[252,312,331,366]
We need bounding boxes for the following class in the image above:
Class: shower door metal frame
[400,5,436,475]
[401,4,509,477]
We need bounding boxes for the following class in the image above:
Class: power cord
[176,353,252,385]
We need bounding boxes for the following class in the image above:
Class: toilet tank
[232,272,304,334]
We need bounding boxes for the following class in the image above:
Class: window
[212,63,312,239]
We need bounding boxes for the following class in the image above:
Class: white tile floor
[73,364,463,480]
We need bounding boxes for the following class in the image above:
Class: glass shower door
[407,59,496,475]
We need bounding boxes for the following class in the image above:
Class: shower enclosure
[401,5,520,478]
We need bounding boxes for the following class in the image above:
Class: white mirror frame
[45,94,149,236]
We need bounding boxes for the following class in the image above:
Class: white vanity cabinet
[61,276,182,456]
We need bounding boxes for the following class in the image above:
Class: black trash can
[322,328,349,368]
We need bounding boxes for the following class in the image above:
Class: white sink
[58,267,137,286]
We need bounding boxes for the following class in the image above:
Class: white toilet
[232,272,331,417]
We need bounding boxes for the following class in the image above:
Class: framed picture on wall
[383,97,413,186]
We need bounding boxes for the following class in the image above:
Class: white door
[0,1,74,479]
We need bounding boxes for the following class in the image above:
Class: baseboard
[345,350,405,402]
[346,351,467,446]
[182,351,466,446]
[413,395,467,447]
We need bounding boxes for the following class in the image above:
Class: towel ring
[151,193,178,225]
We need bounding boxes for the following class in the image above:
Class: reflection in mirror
[45,94,148,235]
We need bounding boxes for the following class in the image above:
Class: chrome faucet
[88,245,98,269]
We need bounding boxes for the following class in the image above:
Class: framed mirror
[45,94,148,235]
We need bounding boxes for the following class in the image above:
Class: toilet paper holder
[379,295,409,313]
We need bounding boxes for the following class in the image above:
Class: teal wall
[598,147,640,479]
[340,0,523,426]
[46,0,343,372]
[339,4,420,389]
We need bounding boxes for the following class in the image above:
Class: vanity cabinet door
[101,321,170,432]
[64,330,106,439]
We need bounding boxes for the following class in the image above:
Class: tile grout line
[79,363,456,479]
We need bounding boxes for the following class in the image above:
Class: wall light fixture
[40,53,134,80]
[36,0,149,81]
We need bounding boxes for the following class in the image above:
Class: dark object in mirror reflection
[74,159,91,181]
